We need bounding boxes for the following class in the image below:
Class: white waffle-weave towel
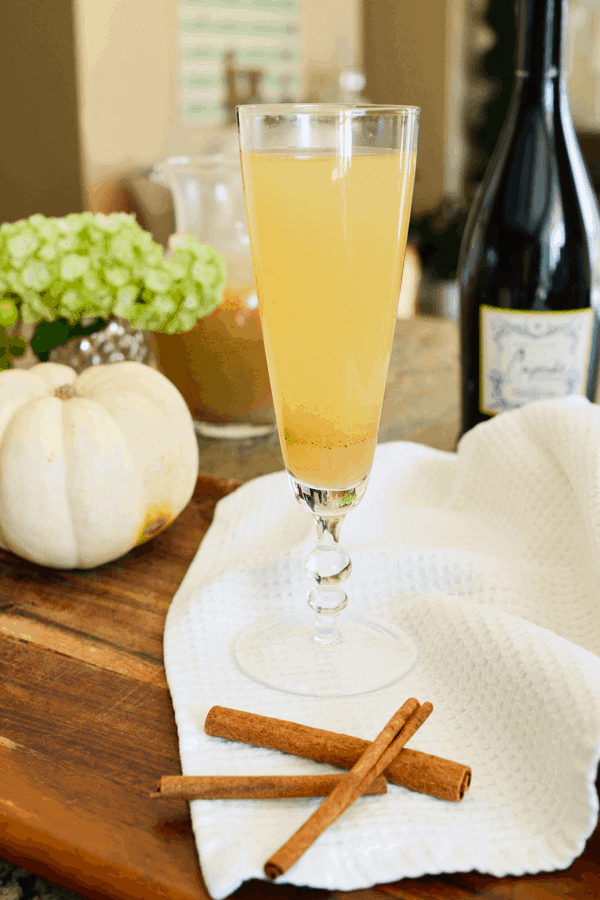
[163,396,600,898]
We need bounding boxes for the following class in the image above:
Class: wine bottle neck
[514,0,567,86]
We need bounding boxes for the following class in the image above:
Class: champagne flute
[235,105,420,697]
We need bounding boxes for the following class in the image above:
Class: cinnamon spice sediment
[264,700,432,880]
[151,773,387,800]
[205,705,471,802]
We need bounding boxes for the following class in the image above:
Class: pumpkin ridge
[59,395,81,567]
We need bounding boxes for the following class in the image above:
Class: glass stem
[305,514,351,645]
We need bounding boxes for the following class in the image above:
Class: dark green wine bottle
[458,0,600,436]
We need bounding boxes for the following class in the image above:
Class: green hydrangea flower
[0,211,226,335]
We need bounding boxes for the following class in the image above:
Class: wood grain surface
[0,473,598,900]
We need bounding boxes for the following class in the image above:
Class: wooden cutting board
[0,474,598,900]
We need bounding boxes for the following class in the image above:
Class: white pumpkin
[0,360,199,569]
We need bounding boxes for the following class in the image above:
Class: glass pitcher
[151,155,274,438]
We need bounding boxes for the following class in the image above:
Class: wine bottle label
[480,306,594,415]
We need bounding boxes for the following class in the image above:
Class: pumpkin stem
[55,383,78,400]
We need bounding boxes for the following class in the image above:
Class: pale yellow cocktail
[241,149,416,489]
[235,106,420,698]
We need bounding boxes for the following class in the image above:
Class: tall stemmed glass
[235,105,420,697]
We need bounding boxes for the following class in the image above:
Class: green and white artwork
[179,0,302,125]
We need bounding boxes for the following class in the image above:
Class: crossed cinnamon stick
[152,698,462,879]
[264,698,432,879]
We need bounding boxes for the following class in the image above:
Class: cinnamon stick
[151,773,387,800]
[264,700,432,880]
[205,705,471,802]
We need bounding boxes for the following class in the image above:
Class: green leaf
[8,335,27,357]
[0,300,19,327]
[30,319,72,358]
[31,316,106,361]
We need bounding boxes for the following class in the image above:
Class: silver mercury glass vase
[48,317,150,373]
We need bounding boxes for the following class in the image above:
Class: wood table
[1,317,599,900]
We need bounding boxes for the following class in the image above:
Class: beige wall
[74,0,363,191]
[568,0,600,131]
[0,0,85,223]
[73,0,176,189]
[302,0,362,69]
[363,0,469,216]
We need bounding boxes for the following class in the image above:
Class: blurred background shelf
[4,0,599,290]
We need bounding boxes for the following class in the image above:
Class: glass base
[233,613,419,697]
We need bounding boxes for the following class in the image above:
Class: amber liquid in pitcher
[152,278,274,428]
